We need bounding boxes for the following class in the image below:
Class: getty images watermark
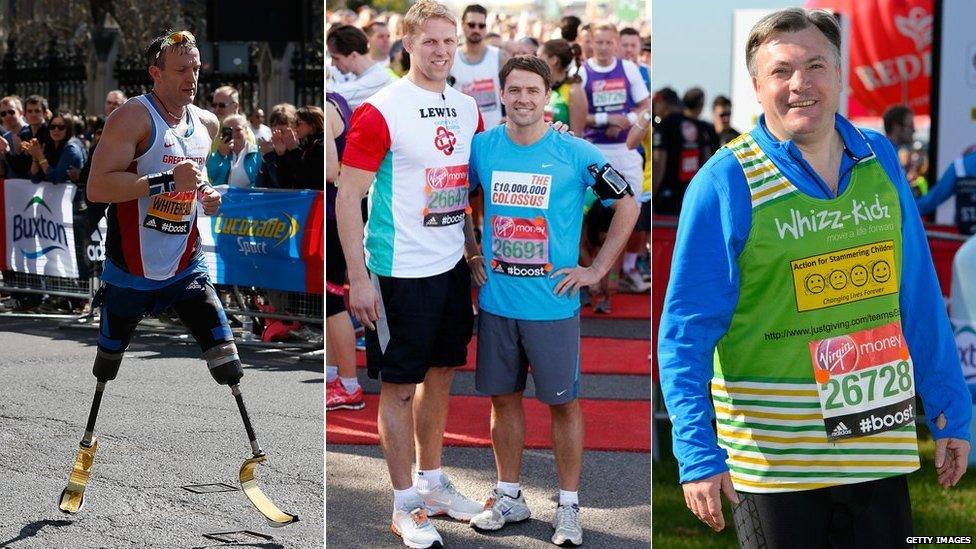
[905,537,973,545]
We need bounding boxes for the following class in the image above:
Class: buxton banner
[0,178,79,278]
[198,187,323,294]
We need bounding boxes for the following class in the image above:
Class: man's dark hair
[560,15,581,41]
[145,30,198,69]
[619,27,640,38]
[390,39,410,73]
[462,4,488,20]
[364,21,387,36]
[682,87,705,111]
[327,24,369,56]
[24,94,48,114]
[713,95,732,110]
[499,55,552,91]
[883,105,913,135]
[655,87,680,108]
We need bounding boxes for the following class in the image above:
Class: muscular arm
[335,166,376,283]
[568,83,588,138]
[87,102,154,203]
[326,103,341,183]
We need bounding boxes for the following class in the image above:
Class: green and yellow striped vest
[714,133,920,493]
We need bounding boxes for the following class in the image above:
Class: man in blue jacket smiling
[658,8,971,548]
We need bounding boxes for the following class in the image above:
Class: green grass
[653,428,976,547]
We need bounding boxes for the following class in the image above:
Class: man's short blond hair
[402,0,457,37]
[592,22,618,36]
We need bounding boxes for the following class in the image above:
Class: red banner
[808,0,933,117]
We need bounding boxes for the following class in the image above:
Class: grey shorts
[475,310,580,405]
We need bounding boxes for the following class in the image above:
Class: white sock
[415,468,443,491]
[558,489,578,507]
[340,376,359,392]
[496,481,520,498]
[622,253,637,273]
[393,486,422,510]
[326,365,338,382]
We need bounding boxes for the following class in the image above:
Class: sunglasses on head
[0,109,16,117]
[49,124,66,130]
[466,22,486,29]
[154,30,195,64]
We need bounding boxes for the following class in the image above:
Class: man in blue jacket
[658,8,971,548]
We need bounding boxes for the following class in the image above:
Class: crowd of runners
[327,0,649,546]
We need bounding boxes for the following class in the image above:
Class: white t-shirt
[341,78,484,278]
[450,46,503,129]
[579,58,650,104]
[328,62,395,110]
[250,123,272,143]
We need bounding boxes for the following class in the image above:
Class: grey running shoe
[593,299,611,315]
[391,506,443,548]
[551,504,583,546]
[469,488,531,531]
[418,474,483,521]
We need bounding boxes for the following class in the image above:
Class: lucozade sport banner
[0,178,79,278]
[197,186,323,294]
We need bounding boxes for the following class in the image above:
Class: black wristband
[147,171,176,196]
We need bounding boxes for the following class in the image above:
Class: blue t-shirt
[470,125,608,321]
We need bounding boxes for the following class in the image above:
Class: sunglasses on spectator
[212,102,232,109]
[718,112,731,118]
[49,124,66,130]
[26,108,43,114]
[466,22,487,29]
[0,109,16,116]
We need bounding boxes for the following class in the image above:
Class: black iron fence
[0,38,88,114]
[2,38,322,116]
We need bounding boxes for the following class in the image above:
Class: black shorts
[585,200,614,248]
[96,271,233,357]
[365,259,473,384]
[732,474,913,549]
[326,216,346,318]
[636,199,653,232]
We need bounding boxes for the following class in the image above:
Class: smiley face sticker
[850,265,869,287]
[805,273,826,294]
[871,260,891,283]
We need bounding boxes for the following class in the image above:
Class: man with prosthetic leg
[58,30,296,527]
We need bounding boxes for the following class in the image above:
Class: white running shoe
[620,269,651,293]
[417,474,483,521]
[551,504,583,546]
[469,488,531,531]
[391,507,443,548]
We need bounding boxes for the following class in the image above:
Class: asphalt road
[0,316,324,548]
[326,315,652,548]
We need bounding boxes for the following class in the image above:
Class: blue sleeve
[916,163,957,216]
[657,151,752,482]
[245,151,262,186]
[206,151,229,185]
[468,138,481,192]
[577,139,615,206]
[873,136,972,441]
[46,143,84,183]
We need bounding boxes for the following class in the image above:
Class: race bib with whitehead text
[143,191,195,234]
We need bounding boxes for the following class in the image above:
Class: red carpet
[356,337,650,376]
[579,292,650,320]
[326,395,650,452]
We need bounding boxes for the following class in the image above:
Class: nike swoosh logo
[501,508,512,516]
[163,142,175,148]
[542,163,553,168]
[556,390,568,396]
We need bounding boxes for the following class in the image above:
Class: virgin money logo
[425,165,467,189]
[894,7,932,52]
[816,335,858,374]
[493,216,515,238]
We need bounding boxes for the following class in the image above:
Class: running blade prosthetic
[58,438,97,513]
[239,453,299,527]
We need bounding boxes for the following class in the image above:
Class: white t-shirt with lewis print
[341,77,484,278]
